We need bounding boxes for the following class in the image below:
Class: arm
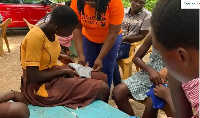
[132,33,163,84]
[165,94,176,116]
[26,66,77,83]
[70,0,84,64]
[168,73,193,118]
[123,30,149,43]
[98,24,121,60]
[132,33,153,72]
[58,54,74,64]
[154,84,176,116]
[73,21,86,65]
[93,24,121,71]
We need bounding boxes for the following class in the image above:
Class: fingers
[155,85,160,89]
[154,92,158,96]
[163,74,167,80]
[78,60,86,66]
[92,64,101,72]
[160,76,165,84]
[74,71,79,77]
[150,74,163,85]
[153,75,164,85]
[70,70,79,77]
[85,62,89,67]
[150,77,158,85]
[153,77,160,85]
[69,58,75,63]
[153,88,158,93]
[161,74,167,83]
[157,76,163,84]
[159,84,165,87]
[92,64,98,71]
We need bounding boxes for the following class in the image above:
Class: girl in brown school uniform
[20,5,109,108]
[0,6,109,117]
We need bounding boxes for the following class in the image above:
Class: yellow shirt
[21,26,61,71]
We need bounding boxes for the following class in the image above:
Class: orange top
[71,0,124,43]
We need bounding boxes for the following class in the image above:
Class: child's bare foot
[153,84,171,101]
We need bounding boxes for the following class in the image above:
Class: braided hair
[77,0,111,21]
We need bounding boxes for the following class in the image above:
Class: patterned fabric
[68,63,92,78]
[123,47,165,100]
[182,78,199,118]
[35,13,51,26]
[122,8,151,36]
[0,13,3,23]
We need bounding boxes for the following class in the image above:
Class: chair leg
[136,66,140,72]
[3,34,10,53]
[0,37,4,56]
[122,63,132,80]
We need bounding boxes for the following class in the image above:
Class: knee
[8,102,30,118]
[112,83,129,102]
[97,82,110,101]
[100,72,108,83]
[92,72,108,83]
[101,82,109,97]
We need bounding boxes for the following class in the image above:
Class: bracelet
[11,90,16,102]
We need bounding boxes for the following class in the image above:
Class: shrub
[122,0,158,12]
[51,0,158,12]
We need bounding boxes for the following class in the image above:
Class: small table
[29,100,130,118]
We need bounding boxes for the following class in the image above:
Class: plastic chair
[23,18,34,30]
[117,38,152,80]
[0,18,12,57]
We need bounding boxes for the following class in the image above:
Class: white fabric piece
[68,63,92,78]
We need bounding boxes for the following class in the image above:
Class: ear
[54,26,58,33]
[176,48,190,67]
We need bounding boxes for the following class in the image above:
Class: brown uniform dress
[20,26,106,109]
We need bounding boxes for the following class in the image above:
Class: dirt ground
[0,30,167,117]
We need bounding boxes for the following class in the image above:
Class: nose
[135,2,140,6]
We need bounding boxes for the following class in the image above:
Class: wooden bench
[28,100,130,118]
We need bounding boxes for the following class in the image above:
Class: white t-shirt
[0,14,3,23]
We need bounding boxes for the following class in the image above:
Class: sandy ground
[0,30,167,117]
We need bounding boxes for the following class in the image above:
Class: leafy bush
[122,0,158,12]
[145,0,159,12]
[52,0,68,2]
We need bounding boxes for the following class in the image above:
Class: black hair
[77,0,111,21]
[65,0,71,6]
[50,3,57,7]
[151,0,199,50]
[50,6,78,29]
